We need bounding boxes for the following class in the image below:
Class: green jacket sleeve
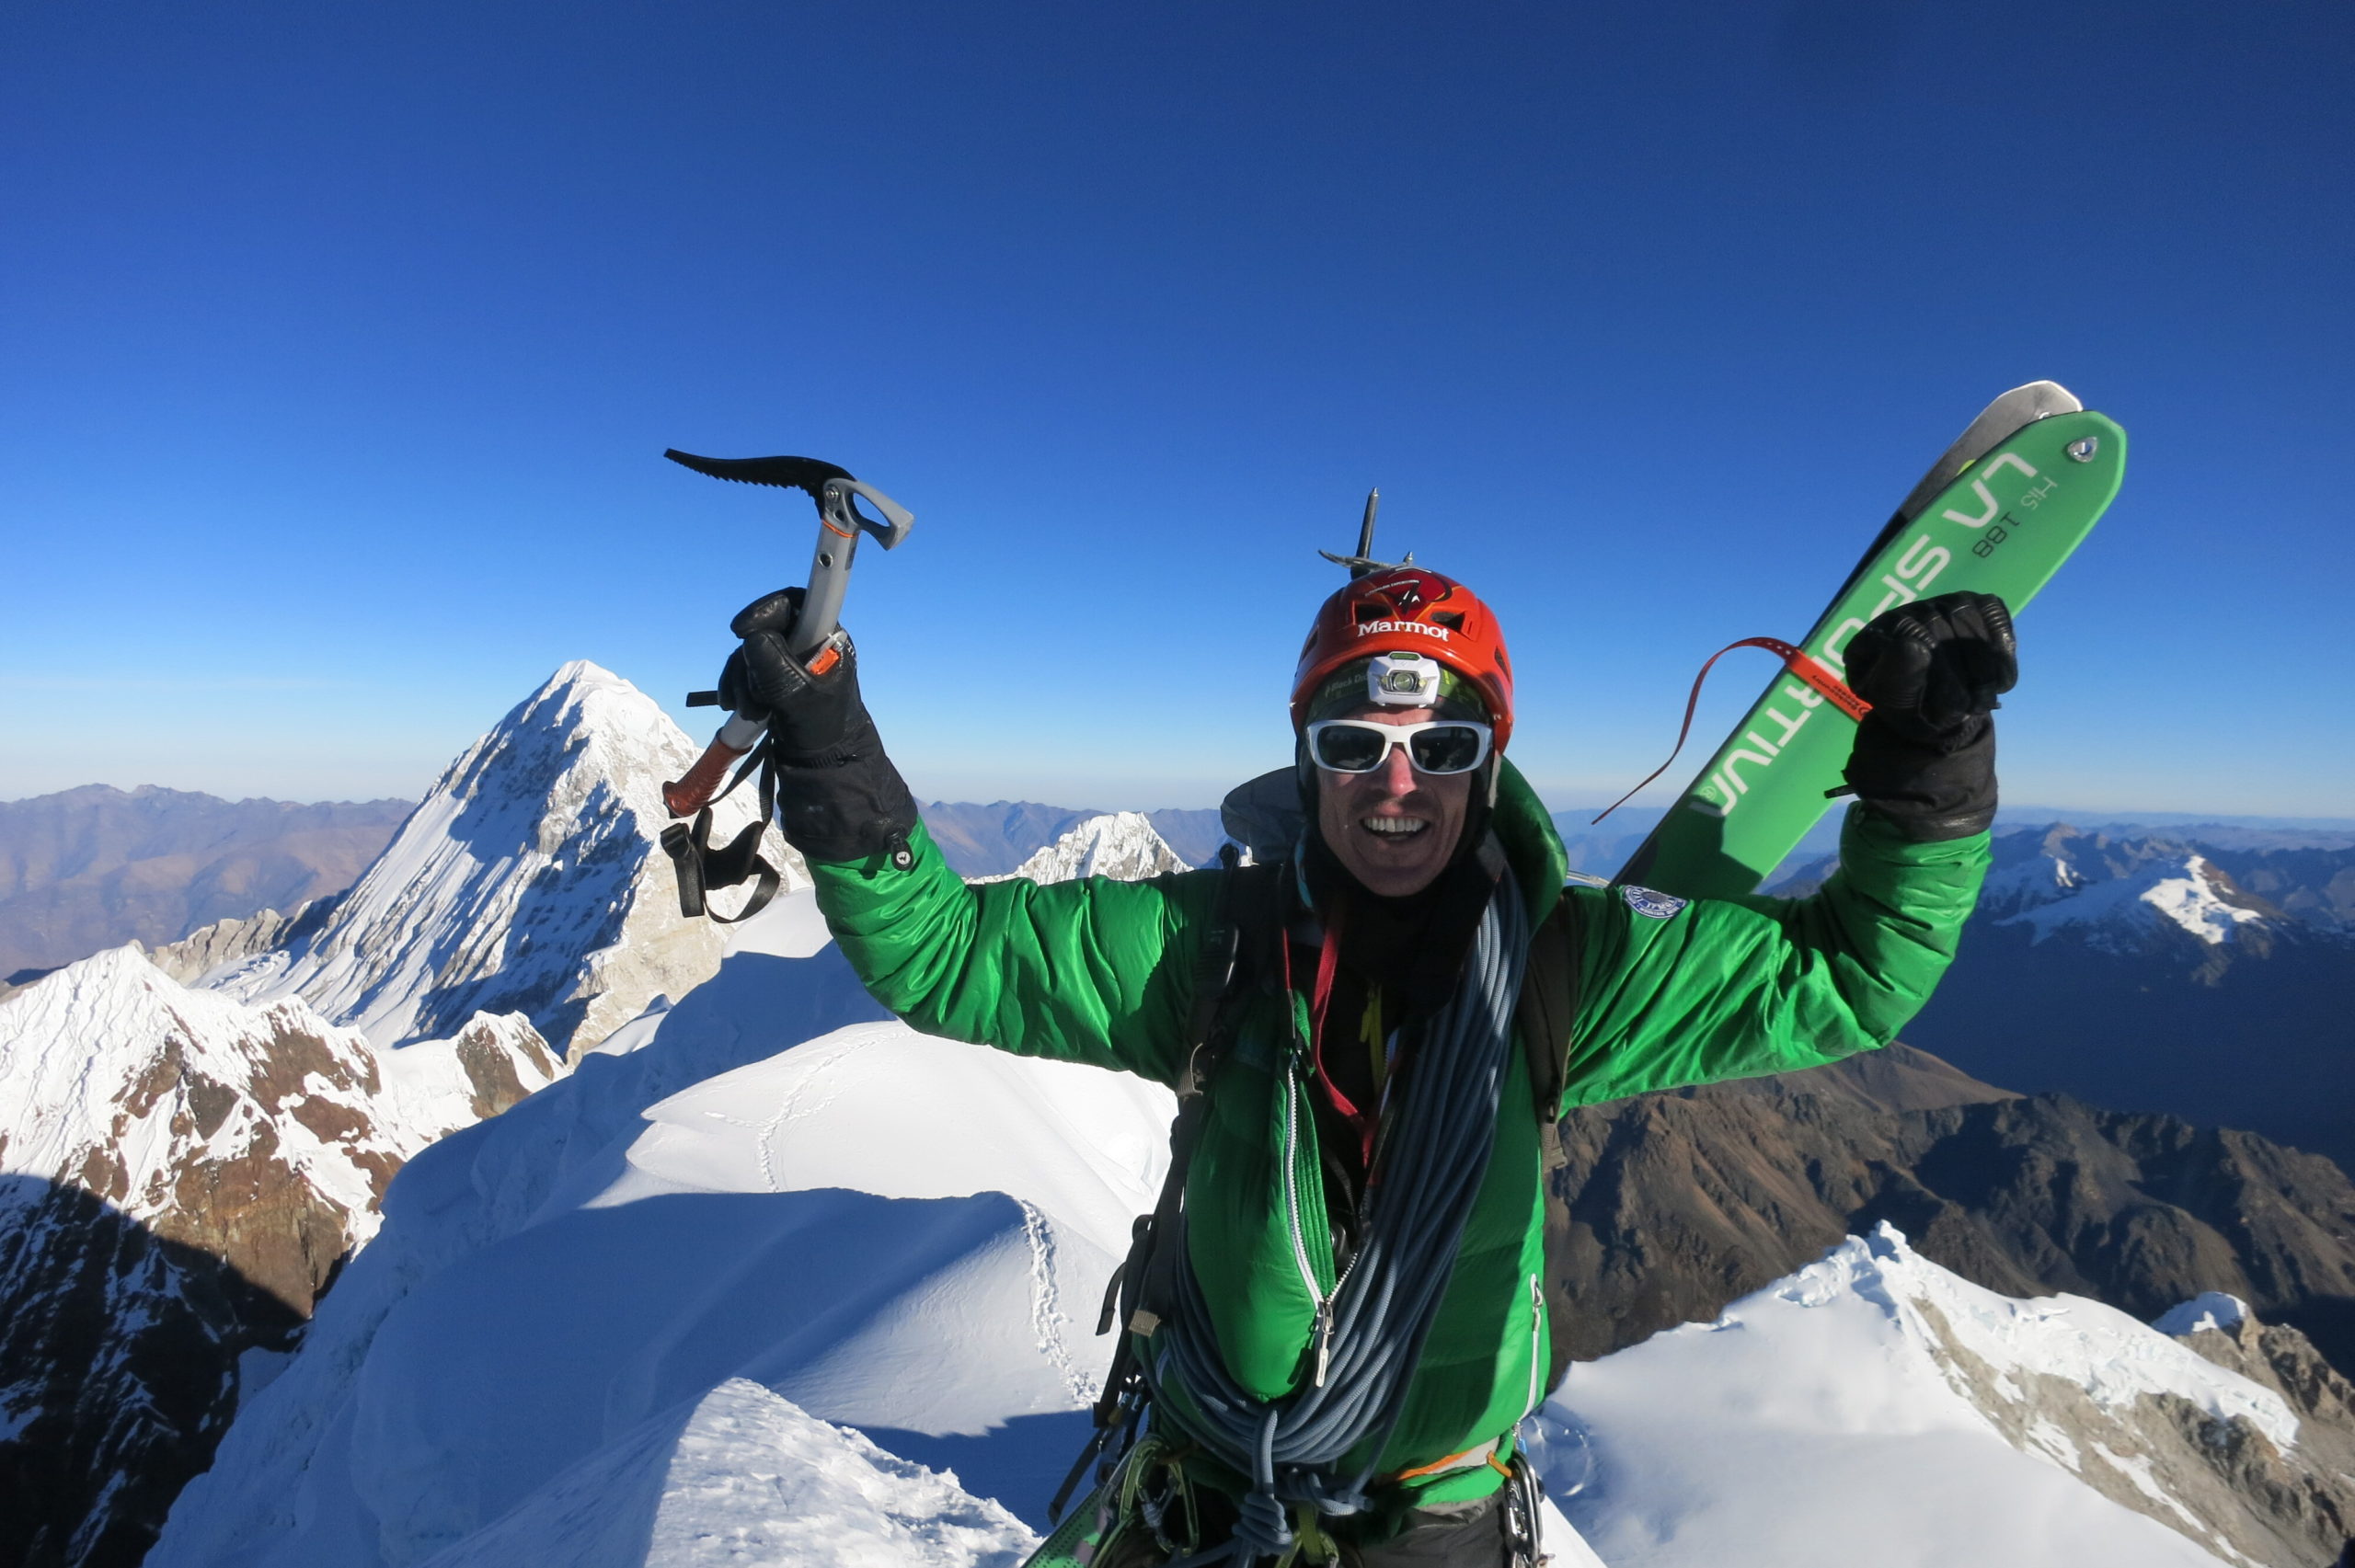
[805,820,1218,1086]
[1557,806,1988,1109]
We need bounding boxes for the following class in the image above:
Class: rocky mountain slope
[0,785,408,984]
[0,945,557,1568]
[202,661,782,1059]
[1547,1042,2355,1383]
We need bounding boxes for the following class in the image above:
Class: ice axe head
[662,451,913,548]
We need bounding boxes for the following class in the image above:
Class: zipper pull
[1311,1298,1335,1388]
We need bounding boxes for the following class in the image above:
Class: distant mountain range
[0,787,409,986]
[1771,820,2355,1174]
[15,778,2341,978]
[0,791,1223,990]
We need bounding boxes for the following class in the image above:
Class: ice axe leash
[655,451,915,921]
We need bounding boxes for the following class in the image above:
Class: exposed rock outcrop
[0,946,558,1567]
[146,893,339,986]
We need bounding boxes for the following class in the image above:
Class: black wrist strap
[659,740,785,923]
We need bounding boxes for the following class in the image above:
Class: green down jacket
[808,759,1988,1508]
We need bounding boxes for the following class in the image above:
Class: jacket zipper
[1287,1042,1377,1388]
[1280,1054,1327,1310]
[1524,1272,1545,1415]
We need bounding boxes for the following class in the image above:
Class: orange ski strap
[1593,637,1870,825]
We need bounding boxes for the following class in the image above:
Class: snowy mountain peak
[1981,829,2278,954]
[2141,854,2269,944]
[207,662,798,1058]
[977,811,1189,886]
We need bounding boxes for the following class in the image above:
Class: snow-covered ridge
[973,811,1189,886]
[150,887,1175,1566]
[413,1379,1033,1568]
[1540,1223,2350,1568]
[1784,1225,2294,1448]
[207,661,791,1058]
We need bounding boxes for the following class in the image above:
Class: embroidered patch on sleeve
[1621,885,1689,920]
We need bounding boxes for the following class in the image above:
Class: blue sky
[4,1,2350,814]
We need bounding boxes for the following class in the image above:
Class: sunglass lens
[1409,725,1485,773]
[1313,726,1389,772]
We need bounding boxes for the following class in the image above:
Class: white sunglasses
[1305,719,1494,775]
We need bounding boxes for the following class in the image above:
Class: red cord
[1592,636,1871,825]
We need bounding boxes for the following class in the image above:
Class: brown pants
[1351,1493,1512,1566]
[1099,1490,1513,1567]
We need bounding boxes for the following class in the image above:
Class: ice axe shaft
[659,451,915,819]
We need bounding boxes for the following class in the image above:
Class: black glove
[718,587,917,865]
[720,588,869,761]
[1840,590,2016,841]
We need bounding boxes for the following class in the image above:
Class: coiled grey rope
[1143,864,1529,1565]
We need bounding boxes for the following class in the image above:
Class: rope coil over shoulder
[1052,844,1277,1522]
[1143,860,1531,1566]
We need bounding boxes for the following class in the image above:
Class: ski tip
[1992,381,2082,418]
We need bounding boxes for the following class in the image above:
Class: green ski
[1616,382,2127,898]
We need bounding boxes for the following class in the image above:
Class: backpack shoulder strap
[1516,891,1587,1168]
[1173,848,1281,1093]
[1522,888,1591,1402]
[1058,846,1284,1521]
[1094,846,1281,1345]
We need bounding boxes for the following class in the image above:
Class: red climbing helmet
[1290,567,1517,751]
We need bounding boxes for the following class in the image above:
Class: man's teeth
[1362,817,1428,837]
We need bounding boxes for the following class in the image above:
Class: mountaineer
[707,563,2014,1567]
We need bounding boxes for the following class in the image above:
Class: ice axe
[658,452,915,819]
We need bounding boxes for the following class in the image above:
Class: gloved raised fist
[718,587,868,761]
[1840,590,2016,841]
[711,585,917,864]
[1843,591,2017,748]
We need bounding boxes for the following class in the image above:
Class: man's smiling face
[1314,704,1473,898]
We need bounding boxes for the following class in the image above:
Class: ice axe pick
[658,452,915,818]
